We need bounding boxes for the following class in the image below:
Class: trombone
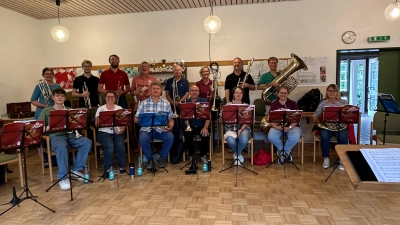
[38,79,52,106]
[83,82,92,109]
[172,79,180,118]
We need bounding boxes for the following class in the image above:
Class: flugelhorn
[38,79,52,106]
[172,79,180,118]
[83,82,92,109]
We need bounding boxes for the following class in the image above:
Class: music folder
[23,120,44,147]
[378,93,400,114]
[1,122,25,150]
[115,109,132,126]
[68,108,88,130]
[268,110,303,124]
[323,105,359,123]
[180,102,211,120]
[222,104,255,124]
[137,111,169,127]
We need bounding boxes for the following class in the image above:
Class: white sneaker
[322,158,330,169]
[238,154,244,163]
[71,170,84,182]
[338,160,345,171]
[59,179,71,190]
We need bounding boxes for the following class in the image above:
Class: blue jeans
[97,131,126,171]
[268,127,301,154]
[320,128,348,157]
[118,96,128,109]
[50,134,92,179]
[139,130,174,160]
[225,126,251,156]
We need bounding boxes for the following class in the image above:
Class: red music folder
[222,104,255,124]
[269,110,303,124]
[115,109,132,126]
[180,102,210,120]
[48,109,68,132]
[1,122,25,150]
[24,120,44,147]
[323,105,359,123]
[68,108,88,130]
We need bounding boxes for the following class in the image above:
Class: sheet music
[360,148,400,182]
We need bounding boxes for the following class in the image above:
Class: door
[350,59,366,112]
[367,58,379,117]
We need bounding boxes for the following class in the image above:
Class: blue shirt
[185,97,208,128]
[164,77,189,100]
[31,83,62,119]
[135,97,174,133]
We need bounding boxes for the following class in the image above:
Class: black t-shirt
[72,74,100,107]
[224,71,255,104]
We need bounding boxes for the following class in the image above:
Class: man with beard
[130,61,158,107]
[224,57,256,104]
[98,54,130,109]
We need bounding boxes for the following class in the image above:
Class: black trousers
[184,127,209,157]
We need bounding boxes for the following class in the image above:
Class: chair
[253,98,266,129]
[221,123,254,166]
[90,126,131,169]
[66,91,79,108]
[41,130,90,182]
[0,150,23,187]
[370,111,400,144]
[313,114,361,163]
[270,136,304,164]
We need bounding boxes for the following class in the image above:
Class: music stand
[219,105,258,185]
[137,111,169,177]
[266,110,302,174]
[97,109,132,183]
[45,109,93,201]
[378,94,400,144]
[323,105,360,181]
[179,102,210,177]
[0,120,55,216]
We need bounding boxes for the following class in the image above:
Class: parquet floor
[0,143,400,225]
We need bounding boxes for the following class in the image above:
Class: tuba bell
[38,79,52,106]
[262,53,308,104]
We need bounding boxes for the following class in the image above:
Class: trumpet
[238,58,254,88]
[83,82,92,109]
[172,79,180,118]
[116,81,121,105]
[38,79,52,106]
[209,62,221,112]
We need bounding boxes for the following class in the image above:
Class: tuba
[172,79,180,118]
[262,53,308,104]
[38,79,52,106]
[83,82,92,109]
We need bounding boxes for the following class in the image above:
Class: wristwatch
[289,125,292,129]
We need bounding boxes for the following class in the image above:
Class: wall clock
[342,31,356,44]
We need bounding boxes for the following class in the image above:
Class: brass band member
[165,65,189,110]
[31,67,61,119]
[72,60,100,108]
[268,86,301,165]
[196,66,213,103]
[312,84,348,170]
[130,61,158,106]
[224,57,255,104]
[184,85,210,169]
[257,57,280,112]
[98,54,130,109]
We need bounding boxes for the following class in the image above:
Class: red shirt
[131,74,158,101]
[99,68,130,95]
[196,79,213,100]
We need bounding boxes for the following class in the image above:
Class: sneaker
[71,170,84,182]
[322,158,330,169]
[286,152,293,163]
[278,156,285,165]
[59,179,71,190]
[338,160,345,171]
[238,154,244,163]
[146,160,154,169]
[158,158,166,168]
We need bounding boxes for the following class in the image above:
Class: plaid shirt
[135,97,174,133]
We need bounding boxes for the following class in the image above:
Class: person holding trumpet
[130,61,158,108]
[224,57,255,104]
[72,60,100,109]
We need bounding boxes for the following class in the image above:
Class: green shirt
[258,72,278,102]
[38,106,71,137]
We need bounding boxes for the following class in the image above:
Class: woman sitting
[224,87,251,165]
[268,86,301,165]
[312,84,348,170]
[95,90,127,176]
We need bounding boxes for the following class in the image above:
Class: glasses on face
[190,90,199,92]
[327,90,338,93]
[279,92,288,95]
[43,73,53,76]
[83,65,92,68]
[106,96,115,99]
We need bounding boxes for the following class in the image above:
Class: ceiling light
[204,1,221,33]
[385,1,400,22]
[51,0,69,42]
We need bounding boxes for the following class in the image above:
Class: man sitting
[134,81,174,169]
[39,88,92,190]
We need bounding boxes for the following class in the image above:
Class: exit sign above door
[368,36,390,42]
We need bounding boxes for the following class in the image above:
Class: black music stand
[378,94,400,144]
[97,109,132,183]
[0,121,55,216]
[266,110,302,174]
[219,105,258,185]
[137,112,169,177]
[45,109,93,201]
[323,105,359,181]
[179,102,210,177]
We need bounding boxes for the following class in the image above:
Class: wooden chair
[270,136,304,164]
[90,126,131,169]
[41,130,90,182]
[370,111,400,145]
[221,123,254,166]
[0,150,23,187]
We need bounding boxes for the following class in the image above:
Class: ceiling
[0,0,294,20]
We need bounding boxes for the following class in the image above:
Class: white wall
[0,7,41,114]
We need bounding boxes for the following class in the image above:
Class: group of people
[30,55,350,190]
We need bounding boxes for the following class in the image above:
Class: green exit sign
[368,36,390,42]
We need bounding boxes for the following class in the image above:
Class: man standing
[134,82,174,169]
[39,88,92,190]
[184,85,210,170]
[98,54,130,109]
[165,65,189,111]
[224,57,256,104]
[130,61,158,106]
[257,56,280,105]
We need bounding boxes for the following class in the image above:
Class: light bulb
[384,2,400,22]
[204,15,221,33]
[51,25,69,42]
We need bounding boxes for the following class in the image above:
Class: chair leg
[250,139,254,165]
[301,137,304,165]
[40,146,45,176]
[313,137,316,164]
[270,142,274,162]
[48,153,53,182]
[94,145,98,169]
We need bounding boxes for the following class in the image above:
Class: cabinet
[149,67,187,84]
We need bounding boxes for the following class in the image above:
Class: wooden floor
[1,143,400,225]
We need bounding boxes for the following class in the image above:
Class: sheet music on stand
[268,109,303,124]
[360,148,400,182]
[378,93,400,114]
[180,102,211,120]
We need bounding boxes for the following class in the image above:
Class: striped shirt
[135,97,174,133]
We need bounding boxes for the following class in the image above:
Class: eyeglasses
[106,96,115,99]
[189,90,199,92]
[279,92,288,95]
[43,73,53,76]
[327,90,338,93]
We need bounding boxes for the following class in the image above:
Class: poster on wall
[291,57,327,85]
[52,68,78,89]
